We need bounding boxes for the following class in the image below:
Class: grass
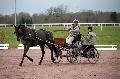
[0,27,20,48]
[0,26,120,49]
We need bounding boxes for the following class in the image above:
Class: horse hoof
[19,63,22,66]
[60,56,62,59]
[31,59,33,62]
[39,62,41,65]
[29,58,33,62]
[52,58,56,62]
[53,59,61,63]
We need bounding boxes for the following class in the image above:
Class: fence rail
[94,45,117,50]
[0,23,120,31]
[0,23,120,27]
[0,44,9,49]
[0,43,117,50]
[18,44,117,50]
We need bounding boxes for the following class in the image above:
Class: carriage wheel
[87,48,99,64]
[53,48,62,63]
[66,49,78,63]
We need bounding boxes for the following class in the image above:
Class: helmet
[73,19,79,23]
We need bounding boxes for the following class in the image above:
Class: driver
[66,19,80,45]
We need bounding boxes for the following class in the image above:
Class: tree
[110,12,117,22]
[0,9,120,24]
[19,12,32,24]
[46,5,68,22]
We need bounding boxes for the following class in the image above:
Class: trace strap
[34,31,66,50]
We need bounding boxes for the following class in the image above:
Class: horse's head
[13,24,28,41]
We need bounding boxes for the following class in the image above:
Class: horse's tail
[45,31,59,54]
[51,41,61,58]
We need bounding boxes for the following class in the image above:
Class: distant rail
[0,23,120,27]
[0,23,120,31]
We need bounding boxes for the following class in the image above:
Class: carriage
[53,31,100,64]
[14,24,99,66]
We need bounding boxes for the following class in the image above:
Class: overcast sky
[0,0,120,15]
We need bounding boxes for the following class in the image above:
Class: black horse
[13,24,59,66]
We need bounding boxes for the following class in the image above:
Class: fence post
[101,24,103,31]
[114,24,115,27]
[34,25,36,29]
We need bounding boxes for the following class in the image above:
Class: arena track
[0,48,120,79]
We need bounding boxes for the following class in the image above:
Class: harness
[20,29,37,46]
[20,27,79,50]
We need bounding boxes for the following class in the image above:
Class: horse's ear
[25,26,28,28]
[13,24,17,28]
[24,23,28,28]
[24,25,28,28]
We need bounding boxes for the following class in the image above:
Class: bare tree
[0,8,120,24]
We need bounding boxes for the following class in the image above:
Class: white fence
[0,23,120,26]
[0,23,120,27]
[18,44,40,49]
[31,23,120,31]
[0,23,120,31]
[0,44,9,49]
[18,44,117,50]
[94,45,117,50]
[0,44,117,50]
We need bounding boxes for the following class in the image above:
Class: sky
[0,0,120,15]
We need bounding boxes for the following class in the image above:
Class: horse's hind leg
[39,44,45,65]
[19,45,33,66]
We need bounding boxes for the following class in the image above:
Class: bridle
[14,25,28,41]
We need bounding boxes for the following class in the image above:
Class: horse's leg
[39,44,45,65]
[19,45,29,66]
[46,43,56,62]
[26,55,33,62]
[24,46,33,62]
[19,45,33,66]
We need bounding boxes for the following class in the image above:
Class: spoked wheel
[53,48,62,63]
[66,49,79,63]
[87,48,99,64]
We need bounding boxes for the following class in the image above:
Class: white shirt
[69,25,80,36]
[86,32,96,45]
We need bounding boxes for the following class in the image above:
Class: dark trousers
[72,34,81,44]
[82,45,95,53]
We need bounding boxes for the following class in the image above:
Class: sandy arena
[0,48,120,79]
